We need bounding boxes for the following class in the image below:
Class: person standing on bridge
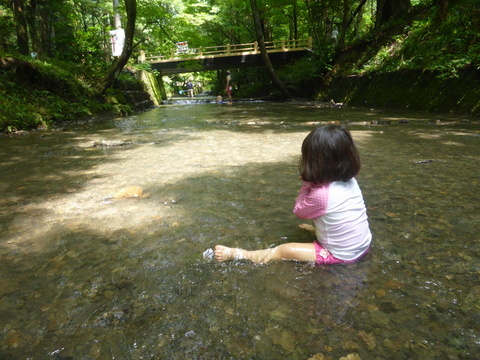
[225,71,233,105]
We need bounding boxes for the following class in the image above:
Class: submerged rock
[93,139,133,147]
[307,353,330,360]
[339,354,362,360]
[265,326,296,351]
[114,186,149,198]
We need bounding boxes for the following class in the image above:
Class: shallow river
[0,102,479,359]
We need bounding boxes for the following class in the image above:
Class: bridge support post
[136,69,166,105]
[157,71,167,101]
[139,50,146,63]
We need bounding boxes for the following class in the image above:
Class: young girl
[214,124,371,265]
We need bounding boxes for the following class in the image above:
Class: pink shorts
[314,241,369,265]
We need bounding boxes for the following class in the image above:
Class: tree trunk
[249,0,289,98]
[96,0,136,95]
[12,0,29,55]
[340,0,349,47]
[41,6,55,57]
[347,0,368,29]
[26,0,39,57]
[353,2,365,39]
[292,0,298,41]
[375,0,411,29]
[305,0,317,46]
[435,0,449,25]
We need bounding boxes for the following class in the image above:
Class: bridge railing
[139,37,312,63]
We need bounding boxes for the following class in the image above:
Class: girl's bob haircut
[300,125,361,184]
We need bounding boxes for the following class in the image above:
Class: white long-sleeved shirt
[293,178,371,261]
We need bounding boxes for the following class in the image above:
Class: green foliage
[279,53,331,88]
[0,88,42,131]
[132,62,161,76]
[0,81,93,132]
[65,26,110,77]
[0,56,121,132]
[0,4,15,50]
[356,1,479,77]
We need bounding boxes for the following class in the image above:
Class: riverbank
[0,57,154,133]
[325,66,480,116]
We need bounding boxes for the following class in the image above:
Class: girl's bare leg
[214,243,316,264]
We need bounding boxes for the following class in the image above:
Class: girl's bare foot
[214,245,244,262]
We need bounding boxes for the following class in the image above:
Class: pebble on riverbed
[413,159,434,164]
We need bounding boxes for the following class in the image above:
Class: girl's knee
[276,244,297,259]
[276,243,316,261]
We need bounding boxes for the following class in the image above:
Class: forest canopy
[2,0,478,73]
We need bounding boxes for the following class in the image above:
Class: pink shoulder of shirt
[293,182,329,219]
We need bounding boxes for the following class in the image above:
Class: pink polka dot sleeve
[293,182,329,219]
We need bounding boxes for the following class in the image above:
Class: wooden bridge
[139,38,313,75]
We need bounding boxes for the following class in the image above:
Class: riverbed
[0,102,479,359]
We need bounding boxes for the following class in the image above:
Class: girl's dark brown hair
[299,125,361,184]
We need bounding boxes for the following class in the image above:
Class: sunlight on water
[0,102,479,359]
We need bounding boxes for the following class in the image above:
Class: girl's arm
[293,182,328,219]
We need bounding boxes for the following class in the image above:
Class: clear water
[0,102,479,359]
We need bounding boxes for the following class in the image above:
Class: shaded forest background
[0,0,479,132]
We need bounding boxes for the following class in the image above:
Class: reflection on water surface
[0,102,479,359]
